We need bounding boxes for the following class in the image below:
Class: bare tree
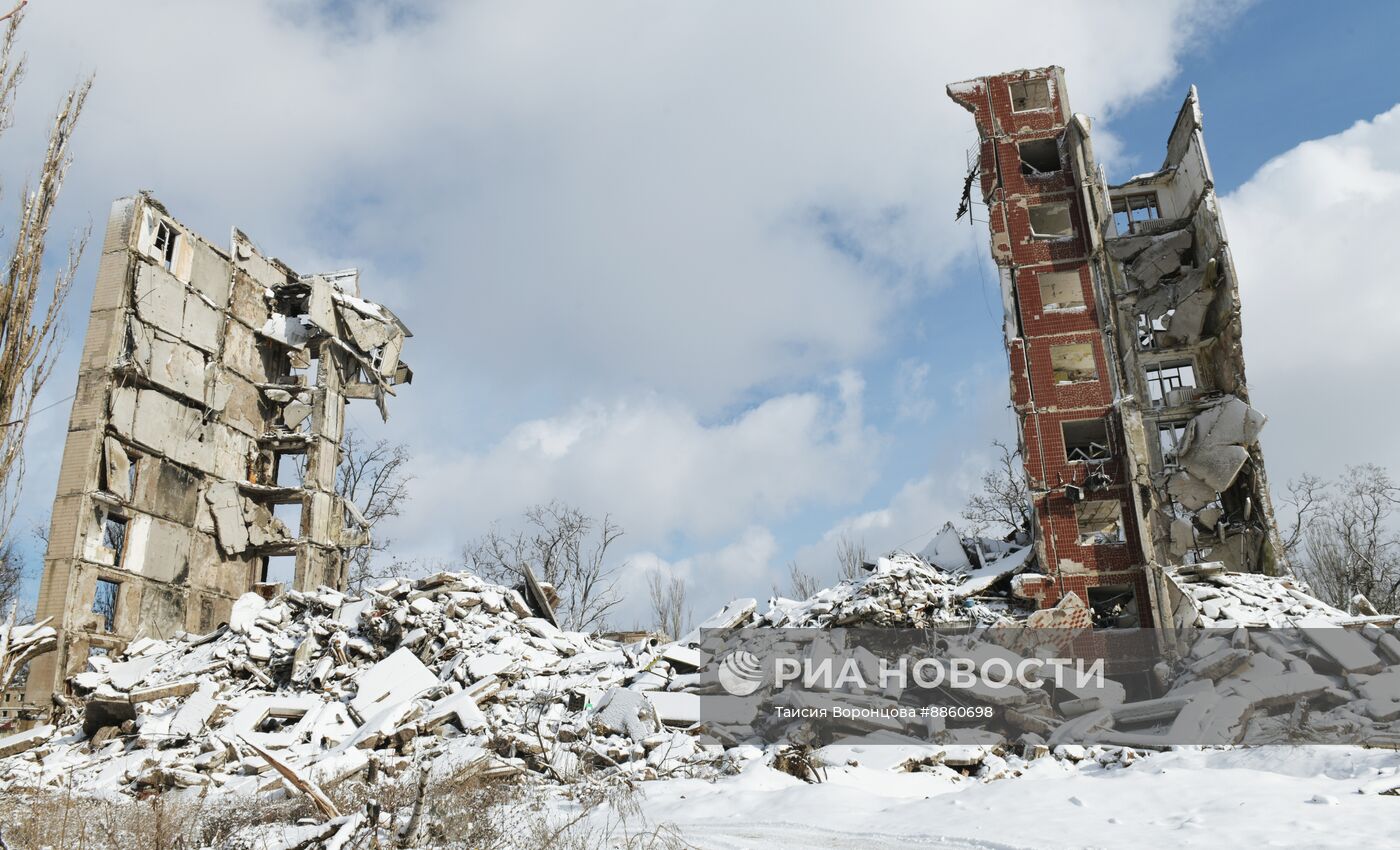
[464,501,624,631]
[336,428,413,591]
[0,14,91,546]
[1288,465,1400,613]
[647,570,689,640]
[960,439,1030,538]
[834,532,867,582]
[0,539,20,619]
[786,562,819,600]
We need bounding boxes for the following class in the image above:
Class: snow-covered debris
[5,545,1400,809]
[0,571,721,800]
[754,550,1037,628]
[1162,565,1359,627]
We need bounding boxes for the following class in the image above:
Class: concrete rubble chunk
[1125,229,1193,289]
[0,726,55,759]
[591,687,661,743]
[348,647,438,720]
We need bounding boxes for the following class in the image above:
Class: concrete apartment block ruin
[948,68,1283,628]
[22,194,411,706]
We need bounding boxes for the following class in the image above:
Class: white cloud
[388,371,881,560]
[15,0,1241,418]
[1224,103,1400,486]
[894,359,937,423]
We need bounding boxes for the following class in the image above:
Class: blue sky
[6,1,1400,628]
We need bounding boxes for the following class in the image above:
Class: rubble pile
[0,572,727,800]
[1090,615,1400,749]
[752,548,1035,629]
[3,546,1400,811]
[1163,564,1353,627]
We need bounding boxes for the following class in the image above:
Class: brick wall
[951,68,1152,626]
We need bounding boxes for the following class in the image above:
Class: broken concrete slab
[348,647,438,721]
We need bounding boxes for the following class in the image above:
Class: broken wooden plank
[240,736,341,820]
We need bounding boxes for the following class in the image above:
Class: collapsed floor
[1,533,1399,833]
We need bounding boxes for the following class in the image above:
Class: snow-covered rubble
[0,571,729,799]
[1163,564,1356,627]
[749,548,1034,629]
[3,545,1400,811]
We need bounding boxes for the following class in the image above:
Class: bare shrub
[1284,465,1400,613]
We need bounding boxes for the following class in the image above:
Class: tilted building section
[23,194,411,706]
[947,68,1283,628]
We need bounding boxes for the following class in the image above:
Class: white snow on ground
[595,746,1400,849]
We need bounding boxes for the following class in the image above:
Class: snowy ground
[600,746,1400,849]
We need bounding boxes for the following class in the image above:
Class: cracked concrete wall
[23,195,412,709]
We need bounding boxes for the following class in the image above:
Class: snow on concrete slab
[348,647,437,719]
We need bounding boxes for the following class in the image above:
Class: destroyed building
[20,195,412,710]
[947,68,1284,629]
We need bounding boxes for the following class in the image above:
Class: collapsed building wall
[21,195,411,710]
[947,69,1283,629]
[1101,89,1285,578]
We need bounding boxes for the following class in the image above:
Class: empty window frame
[1157,421,1188,468]
[92,579,120,632]
[1050,343,1098,383]
[1028,202,1073,238]
[152,220,178,271]
[1018,137,1061,176]
[1037,270,1084,310]
[1144,361,1196,407]
[100,514,128,566]
[1076,500,1125,545]
[1063,419,1111,462]
[1136,312,1169,351]
[1009,78,1051,112]
[263,554,296,586]
[1112,193,1160,235]
[1088,585,1140,628]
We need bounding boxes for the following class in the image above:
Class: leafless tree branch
[834,532,867,582]
[464,501,625,631]
[647,570,688,640]
[0,13,91,546]
[960,439,1030,538]
[1291,465,1400,613]
[336,427,413,591]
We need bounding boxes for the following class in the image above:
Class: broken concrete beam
[1220,671,1332,709]
[1110,695,1194,727]
[1189,647,1251,682]
[644,690,702,726]
[660,645,708,671]
[0,725,54,758]
[129,679,201,703]
[1126,229,1192,289]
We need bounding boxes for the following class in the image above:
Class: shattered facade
[22,195,412,708]
[947,68,1283,628]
